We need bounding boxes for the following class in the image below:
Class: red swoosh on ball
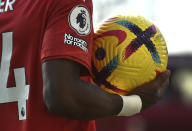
[94,30,127,46]
[112,87,128,94]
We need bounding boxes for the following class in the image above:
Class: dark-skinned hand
[128,70,171,110]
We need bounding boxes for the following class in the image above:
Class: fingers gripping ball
[92,15,168,95]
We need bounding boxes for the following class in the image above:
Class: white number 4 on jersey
[0,32,30,121]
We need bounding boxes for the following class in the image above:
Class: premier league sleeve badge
[68,5,92,36]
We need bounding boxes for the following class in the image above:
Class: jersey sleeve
[41,0,93,73]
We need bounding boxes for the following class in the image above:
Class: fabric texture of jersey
[0,0,95,131]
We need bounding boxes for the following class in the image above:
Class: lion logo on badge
[77,10,87,29]
[69,5,91,36]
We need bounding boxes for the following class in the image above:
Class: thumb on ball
[157,70,171,85]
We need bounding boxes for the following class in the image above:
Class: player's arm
[42,58,170,120]
[42,58,122,120]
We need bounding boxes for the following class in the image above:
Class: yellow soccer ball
[92,15,168,95]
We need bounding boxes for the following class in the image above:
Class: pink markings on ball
[94,30,127,46]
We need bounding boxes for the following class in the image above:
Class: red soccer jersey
[0,0,95,131]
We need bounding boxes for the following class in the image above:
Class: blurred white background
[93,0,192,54]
